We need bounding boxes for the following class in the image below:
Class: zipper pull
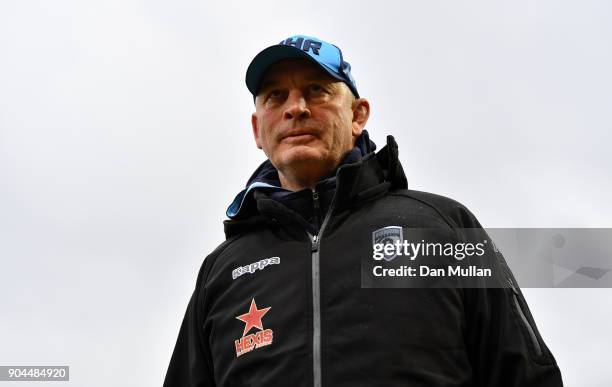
[312,191,320,211]
[312,190,321,233]
[311,235,319,252]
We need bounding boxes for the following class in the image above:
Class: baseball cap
[245,34,359,99]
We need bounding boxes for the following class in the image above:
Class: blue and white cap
[246,34,359,98]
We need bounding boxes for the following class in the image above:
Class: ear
[351,98,370,136]
[251,112,263,149]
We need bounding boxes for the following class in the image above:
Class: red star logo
[236,298,271,337]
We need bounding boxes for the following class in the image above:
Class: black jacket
[164,135,563,387]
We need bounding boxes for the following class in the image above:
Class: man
[164,35,563,386]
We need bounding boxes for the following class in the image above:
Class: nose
[283,90,311,121]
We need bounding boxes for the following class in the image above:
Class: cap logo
[279,37,322,55]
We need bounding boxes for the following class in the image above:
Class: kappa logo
[232,257,280,280]
[372,226,404,261]
[234,298,274,357]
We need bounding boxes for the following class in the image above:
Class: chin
[278,145,326,168]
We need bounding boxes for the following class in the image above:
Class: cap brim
[245,45,347,97]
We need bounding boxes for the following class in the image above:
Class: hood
[226,130,378,219]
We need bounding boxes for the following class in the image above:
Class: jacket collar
[224,133,407,238]
[226,130,377,219]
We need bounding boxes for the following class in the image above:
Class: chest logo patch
[372,226,404,261]
[234,298,274,357]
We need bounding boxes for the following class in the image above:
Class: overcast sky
[1,1,611,386]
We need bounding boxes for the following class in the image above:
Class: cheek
[330,110,354,143]
[257,116,276,145]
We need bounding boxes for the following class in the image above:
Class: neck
[275,145,359,191]
[278,170,323,192]
[277,160,341,191]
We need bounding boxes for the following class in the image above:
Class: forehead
[259,58,337,89]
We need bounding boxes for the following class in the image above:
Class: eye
[268,89,283,99]
[308,84,325,94]
[262,89,286,105]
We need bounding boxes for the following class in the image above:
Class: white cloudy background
[1,0,610,386]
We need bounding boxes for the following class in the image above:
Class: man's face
[251,58,369,189]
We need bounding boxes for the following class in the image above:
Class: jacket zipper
[309,189,334,387]
[312,191,321,233]
[508,280,543,357]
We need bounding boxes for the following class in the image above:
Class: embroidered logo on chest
[232,257,280,280]
[234,298,274,357]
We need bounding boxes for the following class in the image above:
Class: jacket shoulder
[195,235,243,287]
[388,188,484,229]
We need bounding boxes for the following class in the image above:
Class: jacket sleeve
[403,190,564,386]
[163,244,226,387]
[463,256,564,387]
[163,290,215,387]
[452,209,564,386]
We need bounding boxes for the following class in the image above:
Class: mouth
[280,130,318,143]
